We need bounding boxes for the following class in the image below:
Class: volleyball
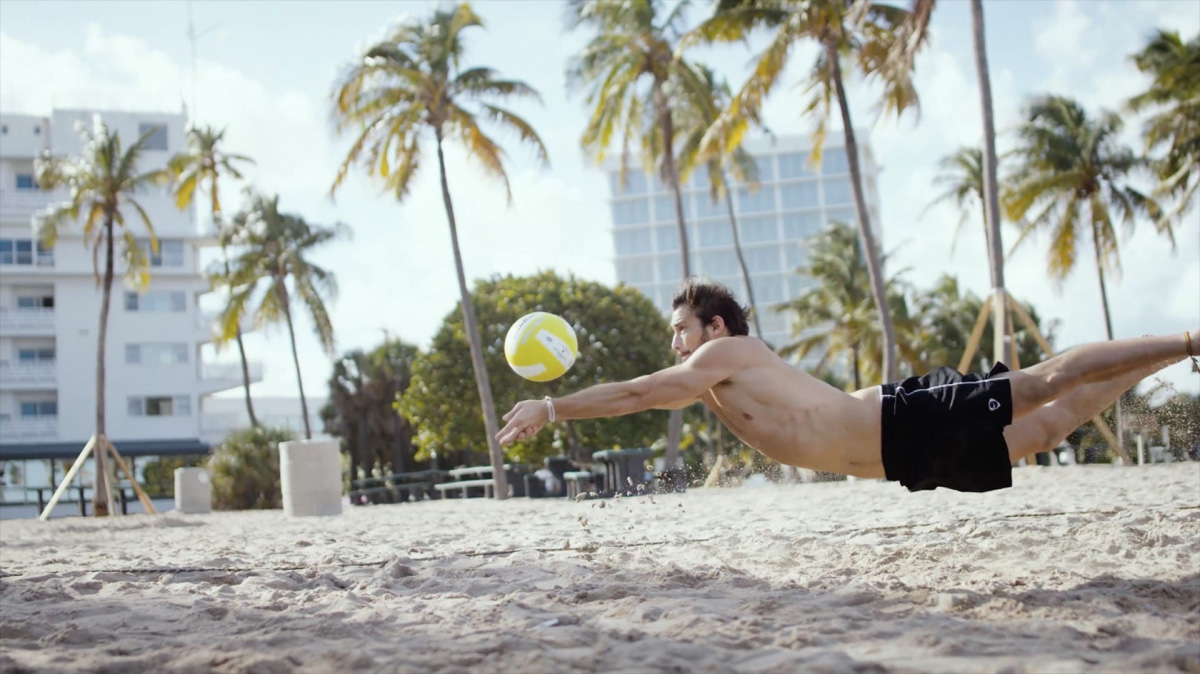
[504,312,579,382]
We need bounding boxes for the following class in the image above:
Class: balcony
[199,360,263,395]
[0,361,56,389]
[0,307,55,335]
[0,417,57,441]
[0,189,68,223]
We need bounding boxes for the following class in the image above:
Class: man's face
[670,306,717,361]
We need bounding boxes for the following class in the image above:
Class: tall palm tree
[223,193,346,440]
[693,0,919,383]
[34,116,168,516]
[777,221,915,389]
[168,126,259,427]
[1127,29,1200,222]
[926,146,996,265]
[1004,95,1172,341]
[676,65,765,341]
[330,3,546,498]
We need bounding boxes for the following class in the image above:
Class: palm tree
[168,126,259,427]
[694,0,919,383]
[676,65,765,341]
[34,115,168,516]
[223,193,346,440]
[329,3,546,499]
[925,146,986,259]
[1004,95,1172,341]
[777,221,914,389]
[1127,29,1200,222]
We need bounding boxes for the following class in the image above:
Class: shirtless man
[497,279,1200,492]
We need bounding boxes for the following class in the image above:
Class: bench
[562,471,594,500]
[434,478,495,499]
[350,481,433,505]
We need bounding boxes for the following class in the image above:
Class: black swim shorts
[880,362,1015,493]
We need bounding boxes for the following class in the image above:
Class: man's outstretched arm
[496,338,742,446]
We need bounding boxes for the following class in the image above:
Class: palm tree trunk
[655,80,688,472]
[435,130,509,500]
[970,0,1010,372]
[223,252,259,428]
[1092,227,1124,459]
[851,345,861,391]
[719,166,763,341]
[280,282,313,440]
[92,215,116,517]
[828,38,898,383]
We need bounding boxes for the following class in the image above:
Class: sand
[1,463,1198,673]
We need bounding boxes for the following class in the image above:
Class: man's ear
[708,314,727,336]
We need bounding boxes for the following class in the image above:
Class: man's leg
[1002,361,1166,463]
[998,329,1197,419]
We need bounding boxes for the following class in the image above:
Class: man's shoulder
[694,335,770,362]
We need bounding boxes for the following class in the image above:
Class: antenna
[187,0,221,127]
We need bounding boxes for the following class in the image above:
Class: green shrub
[208,426,295,510]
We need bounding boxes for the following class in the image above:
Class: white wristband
[543,396,556,423]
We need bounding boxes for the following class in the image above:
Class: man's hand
[496,399,550,446]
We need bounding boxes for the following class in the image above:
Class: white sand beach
[1,463,1198,673]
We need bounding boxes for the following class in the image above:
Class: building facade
[606,133,883,351]
[0,107,263,508]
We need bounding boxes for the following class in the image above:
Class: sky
[0,0,1197,401]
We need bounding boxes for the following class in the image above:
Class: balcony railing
[0,361,56,388]
[0,307,55,334]
[200,361,264,382]
[0,189,67,221]
[0,417,58,441]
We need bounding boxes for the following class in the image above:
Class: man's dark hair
[671,277,750,337]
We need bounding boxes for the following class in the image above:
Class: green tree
[676,65,764,340]
[209,426,295,510]
[693,0,920,383]
[398,271,674,467]
[330,2,548,499]
[168,126,258,426]
[321,337,420,482]
[1003,95,1172,342]
[926,146,986,256]
[34,116,168,517]
[222,192,346,440]
[1127,29,1200,221]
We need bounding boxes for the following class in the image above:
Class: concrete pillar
[174,467,211,514]
[279,440,342,517]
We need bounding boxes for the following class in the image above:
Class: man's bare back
[689,336,884,478]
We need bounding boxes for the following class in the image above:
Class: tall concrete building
[606,133,883,351]
[0,107,263,512]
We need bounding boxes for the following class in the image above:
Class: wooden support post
[958,297,993,373]
[703,454,725,489]
[104,439,157,514]
[1006,293,1132,465]
[39,436,95,521]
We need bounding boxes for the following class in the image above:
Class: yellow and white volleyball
[504,311,579,382]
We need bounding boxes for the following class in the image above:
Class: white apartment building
[606,133,883,352]
[0,107,264,508]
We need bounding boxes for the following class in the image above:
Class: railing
[200,361,263,382]
[0,417,58,441]
[0,361,56,387]
[0,307,55,333]
[0,189,68,221]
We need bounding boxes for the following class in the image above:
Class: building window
[125,343,189,365]
[739,215,778,244]
[694,194,729,219]
[697,220,733,248]
[613,227,652,256]
[1,124,7,134]
[16,295,53,309]
[138,239,185,267]
[825,207,856,227]
[783,212,824,240]
[658,254,681,282]
[751,276,785,304]
[128,395,191,417]
[33,126,40,136]
[754,157,775,181]
[125,290,187,312]
[698,250,738,276]
[615,257,655,284]
[611,199,650,227]
[36,242,53,266]
[16,348,55,363]
[778,153,815,180]
[785,243,808,270]
[137,123,168,151]
[653,195,691,223]
[16,174,36,190]
[609,170,647,196]
[19,401,57,418]
[736,186,776,214]
[780,182,819,210]
[822,148,849,175]
[744,246,782,272]
[823,180,853,206]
